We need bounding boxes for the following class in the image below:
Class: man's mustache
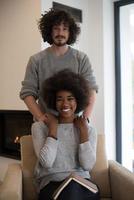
[55,35,65,39]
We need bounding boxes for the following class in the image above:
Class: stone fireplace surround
[0,110,33,159]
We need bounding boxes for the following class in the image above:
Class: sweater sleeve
[78,126,97,171]
[32,121,58,168]
[78,52,98,93]
[20,56,39,100]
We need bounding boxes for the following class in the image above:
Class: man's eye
[68,97,74,101]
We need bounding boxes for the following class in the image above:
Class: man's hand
[38,114,48,123]
[74,115,89,143]
[45,113,58,139]
[83,89,96,118]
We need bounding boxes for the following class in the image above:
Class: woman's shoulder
[31,121,48,136]
[32,121,46,128]
[86,123,96,136]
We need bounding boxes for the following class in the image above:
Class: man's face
[52,22,69,46]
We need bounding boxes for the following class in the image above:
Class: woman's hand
[45,113,58,139]
[74,115,89,143]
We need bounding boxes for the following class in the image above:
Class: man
[20,9,98,123]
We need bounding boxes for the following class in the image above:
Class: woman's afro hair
[42,69,91,113]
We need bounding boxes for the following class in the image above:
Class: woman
[32,69,99,200]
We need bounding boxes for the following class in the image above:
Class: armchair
[0,163,22,200]
[0,134,134,200]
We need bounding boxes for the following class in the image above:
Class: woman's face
[56,90,77,123]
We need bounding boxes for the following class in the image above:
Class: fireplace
[0,110,33,159]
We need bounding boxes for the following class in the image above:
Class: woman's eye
[56,98,62,102]
[53,27,58,31]
[64,28,68,31]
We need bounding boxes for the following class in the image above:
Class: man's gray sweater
[20,47,98,113]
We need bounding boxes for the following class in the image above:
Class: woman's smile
[56,90,77,123]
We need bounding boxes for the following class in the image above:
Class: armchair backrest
[20,134,111,200]
[91,134,111,198]
[20,135,37,200]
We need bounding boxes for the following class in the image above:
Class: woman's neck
[58,115,75,124]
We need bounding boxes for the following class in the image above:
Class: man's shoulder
[70,47,87,59]
[30,48,49,62]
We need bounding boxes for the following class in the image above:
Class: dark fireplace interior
[0,110,33,159]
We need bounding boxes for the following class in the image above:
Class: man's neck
[50,44,69,56]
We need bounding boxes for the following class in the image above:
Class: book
[52,173,98,200]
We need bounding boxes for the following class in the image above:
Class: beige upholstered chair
[0,134,134,200]
[0,163,22,200]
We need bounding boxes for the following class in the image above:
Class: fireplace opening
[0,110,33,159]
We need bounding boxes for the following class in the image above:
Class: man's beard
[53,41,67,46]
[53,36,68,46]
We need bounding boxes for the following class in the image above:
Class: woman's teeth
[62,108,70,112]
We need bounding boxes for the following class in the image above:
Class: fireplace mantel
[0,110,33,159]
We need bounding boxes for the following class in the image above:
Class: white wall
[0,0,41,110]
[103,0,116,159]
[120,5,134,170]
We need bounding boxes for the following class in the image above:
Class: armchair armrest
[0,163,22,200]
[109,160,134,200]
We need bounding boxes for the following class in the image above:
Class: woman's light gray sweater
[32,121,97,191]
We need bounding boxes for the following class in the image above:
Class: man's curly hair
[42,69,91,114]
[38,9,80,45]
